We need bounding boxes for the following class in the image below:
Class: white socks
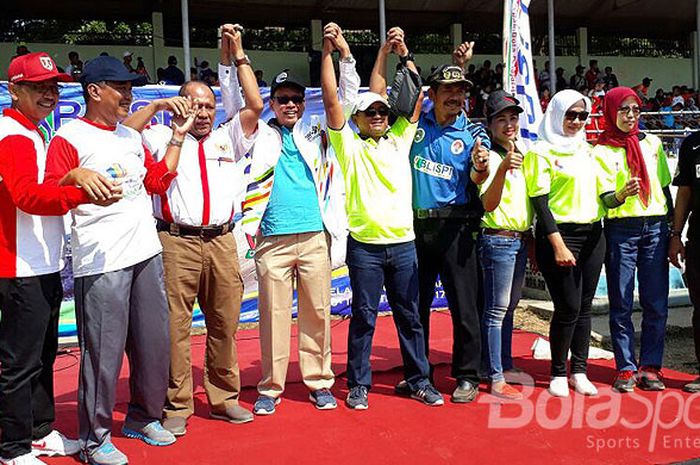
[569,373,598,396]
[548,376,570,397]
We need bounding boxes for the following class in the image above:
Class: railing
[588,35,692,58]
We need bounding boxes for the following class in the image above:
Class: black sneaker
[451,380,479,403]
[411,383,444,406]
[394,379,411,396]
[637,367,666,391]
[684,376,700,393]
[346,386,369,410]
[612,370,636,393]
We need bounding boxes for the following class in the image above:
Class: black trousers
[536,223,605,377]
[684,240,700,372]
[415,218,481,385]
[0,273,61,459]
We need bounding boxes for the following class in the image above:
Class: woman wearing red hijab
[593,87,674,393]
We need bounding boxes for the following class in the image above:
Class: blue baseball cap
[80,56,147,86]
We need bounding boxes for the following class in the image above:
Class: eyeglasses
[618,105,641,116]
[564,110,589,122]
[361,107,390,117]
[18,81,60,96]
[272,95,304,105]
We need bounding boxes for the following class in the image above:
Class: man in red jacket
[0,52,118,465]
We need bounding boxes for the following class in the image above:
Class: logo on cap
[442,69,463,81]
[276,72,288,83]
[39,56,54,71]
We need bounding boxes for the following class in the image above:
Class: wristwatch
[234,55,251,67]
[339,54,355,64]
[399,52,415,66]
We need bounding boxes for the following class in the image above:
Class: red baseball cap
[8,52,72,84]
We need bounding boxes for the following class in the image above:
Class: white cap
[123,51,133,58]
[672,95,684,107]
[351,92,390,114]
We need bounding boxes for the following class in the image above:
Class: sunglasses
[564,110,589,122]
[361,107,390,117]
[272,95,304,105]
[618,105,641,116]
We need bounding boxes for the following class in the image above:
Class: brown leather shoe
[162,416,187,436]
[210,405,254,424]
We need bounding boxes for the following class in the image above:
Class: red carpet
[46,312,700,465]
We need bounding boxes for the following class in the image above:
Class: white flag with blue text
[503,0,542,144]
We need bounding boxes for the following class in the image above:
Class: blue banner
[0,82,448,338]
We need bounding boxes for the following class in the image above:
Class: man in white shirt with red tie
[0,52,119,465]
[123,23,262,435]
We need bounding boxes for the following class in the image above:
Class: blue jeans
[605,217,669,371]
[345,237,430,390]
[478,234,527,382]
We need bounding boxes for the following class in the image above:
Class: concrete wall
[0,42,693,91]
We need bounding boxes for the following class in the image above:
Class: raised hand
[154,96,191,119]
[452,41,475,69]
[388,27,408,57]
[222,23,245,60]
[471,137,490,172]
[171,103,200,139]
[501,140,523,171]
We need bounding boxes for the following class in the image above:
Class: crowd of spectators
[456,56,700,133]
[9,43,700,131]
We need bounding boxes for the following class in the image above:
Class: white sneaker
[0,452,48,465]
[31,430,80,457]
[569,373,598,396]
[548,376,570,397]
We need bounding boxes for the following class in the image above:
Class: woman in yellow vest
[593,86,673,393]
[478,90,533,400]
[523,90,605,397]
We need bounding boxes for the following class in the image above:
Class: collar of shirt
[424,108,466,131]
[3,108,45,142]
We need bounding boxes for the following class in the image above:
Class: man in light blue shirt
[403,62,491,403]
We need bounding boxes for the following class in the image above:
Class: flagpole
[548,0,556,93]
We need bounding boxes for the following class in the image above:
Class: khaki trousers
[159,231,244,418]
[255,231,334,398]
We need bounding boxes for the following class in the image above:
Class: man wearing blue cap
[44,56,198,465]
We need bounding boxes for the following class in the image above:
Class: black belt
[414,205,479,220]
[156,219,234,238]
[605,215,668,225]
[482,228,532,239]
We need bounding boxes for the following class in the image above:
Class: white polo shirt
[45,117,176,278]
[142,113,255,226]
[0,109,88,278]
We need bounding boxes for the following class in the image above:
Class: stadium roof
[6,0,699,38]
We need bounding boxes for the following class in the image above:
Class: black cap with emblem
[485,90,523,121]
[426,64,472,88]
[270,69,306,97]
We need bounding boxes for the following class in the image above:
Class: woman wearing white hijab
[522,90,605,397]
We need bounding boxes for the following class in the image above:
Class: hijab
[597,86,650,207]
[537,89,591,153]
